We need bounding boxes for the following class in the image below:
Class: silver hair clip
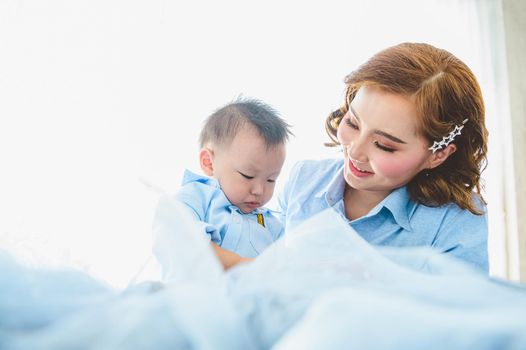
[428,119,468,153]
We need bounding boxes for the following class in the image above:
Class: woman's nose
[346,138,368,163]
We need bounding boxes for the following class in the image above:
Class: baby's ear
[427,143,457,169]
[199,148,214,176]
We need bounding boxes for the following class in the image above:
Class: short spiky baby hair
[199,97,292,149]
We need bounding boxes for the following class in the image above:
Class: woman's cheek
[373,155,417,178]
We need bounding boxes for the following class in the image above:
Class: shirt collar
[228,205,271,215]
[313,163,415,231]
[369,186,415,232]
[181,169,219,188]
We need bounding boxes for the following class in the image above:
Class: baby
[154,98,292,272]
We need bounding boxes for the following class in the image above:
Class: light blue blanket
[2,195,526,349]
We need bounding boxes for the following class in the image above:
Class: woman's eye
[344,118,359,130]
[239,172,254,179]
[374,141,395,153]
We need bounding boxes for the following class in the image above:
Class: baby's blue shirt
[167,170,283,258]
[278,159,489,272]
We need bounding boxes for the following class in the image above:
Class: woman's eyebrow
[349,105,407,144]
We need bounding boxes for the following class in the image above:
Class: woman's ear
[427,144,457,169]
[199,148,214,176]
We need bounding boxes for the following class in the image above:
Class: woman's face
[337,85,434,198]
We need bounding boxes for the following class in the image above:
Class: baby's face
[211,126,286,214]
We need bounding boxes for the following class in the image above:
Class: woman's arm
[432,203,489,273]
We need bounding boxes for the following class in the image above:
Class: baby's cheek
[263,187,274,204]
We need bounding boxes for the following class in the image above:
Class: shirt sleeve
[173,183,222,244]
[431,203,489,273]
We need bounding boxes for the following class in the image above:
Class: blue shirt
[157,170,283,258]
[277,159,489,272]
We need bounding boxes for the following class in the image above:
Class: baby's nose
[250,181,264,195]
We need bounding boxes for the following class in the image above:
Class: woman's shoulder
[415,193,489,272]
[424,193,486,217]
[409,192,487,233]
[412,195,486,218]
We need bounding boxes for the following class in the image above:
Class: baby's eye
[267,179,276,183]
[238,172,254,179]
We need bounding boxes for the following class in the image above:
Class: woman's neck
[343,186,391,221]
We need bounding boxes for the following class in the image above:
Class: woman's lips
[348,160,374,178]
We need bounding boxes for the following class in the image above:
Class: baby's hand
[238,257,255,265]
[211,244,253,270]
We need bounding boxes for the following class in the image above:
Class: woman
[278,42,489,272]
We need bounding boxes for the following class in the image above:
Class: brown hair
[325,43,488,215]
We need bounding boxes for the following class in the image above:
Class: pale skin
[199,125,286,269]
[337,85,456,220]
